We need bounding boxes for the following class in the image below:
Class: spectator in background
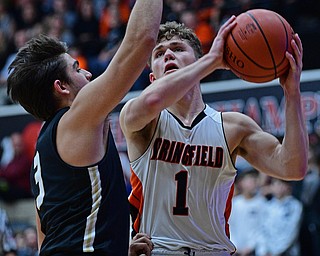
[0,0,16,103]
[92,0,107,19]
[73,0,102,64]
[90,1,127,78]
[256,178,303,256]
[43,0,76,30]
[229,169,267,256]
[208,0,226,33]
[292,144,320,256]
[12,0,42,34]
[99,0,130,39]
[0,0,15,39]
[0,30,10,74]
[163,0,188,22]
[0,0,15,69]
[0,30,10,104]
[100,3,126,54]
[179,9,215,54]
[0,29,29,85]
[15,226,38,256]
[0,208,17,256]
[95,0,150,91]
[0,132,32,202]
[21,121,42,164]
[41,13,74,46]
[0,29,30,105]
[0,136,13,168]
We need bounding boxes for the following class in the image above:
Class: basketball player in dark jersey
[6,0,162,255]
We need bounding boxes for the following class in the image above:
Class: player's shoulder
[222,111,252,124]
[222,111,261,133]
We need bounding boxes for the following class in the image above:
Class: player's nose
[164,49,175,62]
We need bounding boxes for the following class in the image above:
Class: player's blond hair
[148,21,203,68]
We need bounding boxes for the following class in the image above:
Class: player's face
[149,36,197,81]
[64,53,92,94]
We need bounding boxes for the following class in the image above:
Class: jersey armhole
[221,112,237,171]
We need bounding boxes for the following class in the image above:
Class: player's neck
[168,100,205,127]
[167,85,204,125]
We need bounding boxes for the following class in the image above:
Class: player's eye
[155,51,164,58]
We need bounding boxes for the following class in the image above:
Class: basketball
[224,9,294,83]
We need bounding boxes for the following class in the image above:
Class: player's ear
[53,80,70,95]
[149,72,156,83]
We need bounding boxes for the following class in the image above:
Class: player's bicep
[239,128,282,176]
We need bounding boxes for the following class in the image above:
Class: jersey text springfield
[151,138,223,167]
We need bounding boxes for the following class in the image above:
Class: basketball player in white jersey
[120,16,308,255]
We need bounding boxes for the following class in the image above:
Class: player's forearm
[281,92,308,179]
[124,0,163,49]
[72,0,163,123]
[143,53,215,108]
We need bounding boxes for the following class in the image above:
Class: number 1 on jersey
[173,170,189,215]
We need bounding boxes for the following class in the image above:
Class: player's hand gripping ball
[224,9,294,83]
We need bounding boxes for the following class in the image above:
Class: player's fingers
[218,15,236,36]
[293,34,303,70]
[131,233,154,251]
[287,36,303,72]
[136,237,154,249]
[293,33,303,56]
[129,242,153,256]
[285,51,297,72]
[132,233,151,242]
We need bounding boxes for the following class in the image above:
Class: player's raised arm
[67,0,163,127]
[228,34,308,180]
[276,33,308,179]
[55,0,163,166]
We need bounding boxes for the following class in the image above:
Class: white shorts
[151,248,231,256]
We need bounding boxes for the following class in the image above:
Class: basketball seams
[229,27,277,81]
[274,14,291,70]
[224,9,293,83]
[247,12,277,79]
[229,31,275,71]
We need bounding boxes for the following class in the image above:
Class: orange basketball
[224,9,294,83]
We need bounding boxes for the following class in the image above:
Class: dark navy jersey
[30,107,129,256]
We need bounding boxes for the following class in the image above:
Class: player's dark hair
[7,34,71,121]
[148,21,203,67]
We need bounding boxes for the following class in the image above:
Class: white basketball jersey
[129,105,237,253]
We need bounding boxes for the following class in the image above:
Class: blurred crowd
[0,0,320,255]
[0,208,37,256]
[0,120,41,256]
[0,0,320,104]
